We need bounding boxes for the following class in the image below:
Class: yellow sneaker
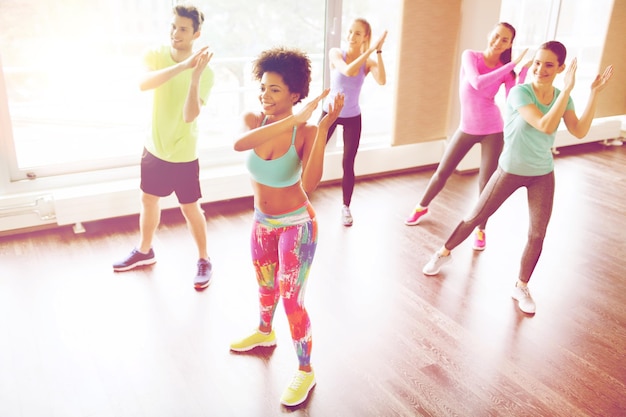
[280,369,316,407]
[229,329,276,352]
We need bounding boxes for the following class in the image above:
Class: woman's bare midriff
[251,181,309,215]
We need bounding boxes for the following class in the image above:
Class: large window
[500,0,614,107]
[0,0,400,185]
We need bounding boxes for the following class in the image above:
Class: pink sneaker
[405,207,429,226]
[473,229,486,251]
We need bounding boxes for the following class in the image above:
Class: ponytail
[497,22,517,78]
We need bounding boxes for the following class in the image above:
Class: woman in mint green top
[422,41,614,315]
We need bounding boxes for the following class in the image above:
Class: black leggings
[321,112,362,206]
[445,167,555,283]
[421,130,504,230]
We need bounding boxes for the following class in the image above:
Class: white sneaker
[342,205,353,227]
[422,252,451,275]
[512,284,536,314]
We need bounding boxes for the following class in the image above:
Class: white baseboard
[0,140,446,233]
[553,116,623,149]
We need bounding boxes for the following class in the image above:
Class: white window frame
[0,0,400,194]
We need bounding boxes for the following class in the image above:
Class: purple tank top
[324,50,366,118]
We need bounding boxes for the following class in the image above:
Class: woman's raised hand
[563,57,577,92]
[590,64,614,94]
[319,93,345,131]
[294,89,330,124]
[373,30,388,52]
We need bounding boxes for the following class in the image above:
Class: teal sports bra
[246,116,302,188]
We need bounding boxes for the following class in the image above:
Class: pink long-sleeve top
[459,49,527,135]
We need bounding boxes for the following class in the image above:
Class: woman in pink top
[405,22,529,250]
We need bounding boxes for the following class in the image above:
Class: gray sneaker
[113,248,156,272]
[422,252,451,275]
[342,205,353,227]
[194,258,213,291]
[512,284,536,314]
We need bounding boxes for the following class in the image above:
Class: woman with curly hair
[230,47,344,407]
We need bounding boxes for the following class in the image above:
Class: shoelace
[197,261,209,275]
[518,286,531,298]
[288,372,307,390]
[476,230,485,241]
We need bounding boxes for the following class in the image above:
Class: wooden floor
[1,142,625,417]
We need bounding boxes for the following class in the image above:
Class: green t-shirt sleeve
[508,84,534,110]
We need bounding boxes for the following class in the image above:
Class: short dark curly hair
[252,47,311,104]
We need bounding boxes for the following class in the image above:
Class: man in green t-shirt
[113,4,215,291]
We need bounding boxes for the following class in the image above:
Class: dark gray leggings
[320,112,362,206]
[420,130,504,230]
[445,167,555,283]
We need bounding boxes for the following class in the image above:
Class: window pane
[1,1,327,177]
[1,0,169,176]
[193,1,326,166]
[553,0,613,105]
[500,0,613,106]
[500,0,558,48]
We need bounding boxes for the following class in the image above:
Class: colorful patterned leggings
[251,202,317,367]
